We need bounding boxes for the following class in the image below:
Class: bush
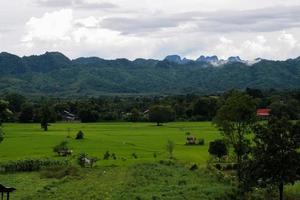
[159,160,175,166]
[103,151,110,160]
[153,152,157,158]
[53,141,71,155]
[111,153,117,160]
[198,138,205,145]
[0,159,68,173]
[132,153,138,159]
[215,163,222,170]
[190,164,198,171]
[40,165,79,179]
[75,130,84,140]
[208,139,228,161]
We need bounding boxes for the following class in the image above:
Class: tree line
[0,88,299,125]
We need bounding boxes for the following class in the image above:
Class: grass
[1,121,300,199]
[0,162,235,200]
[0,122,220,165]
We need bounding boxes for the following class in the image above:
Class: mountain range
[0,51,299,97]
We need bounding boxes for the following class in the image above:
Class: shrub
[215,163,222,170]
[103,151,110,160]
[111,153,117,160]
[198,138,205,145]
[132,153,138,159]
[190,164,198,171]
[159,160,174,166]
[153,152,157,158]
[208,139,228,161]
[40,165,79,179]
[0,159,68,173]
[53,141,71,156]
[75,130,84,140]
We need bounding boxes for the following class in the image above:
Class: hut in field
[0,184,16,200]
[186,136,197,145]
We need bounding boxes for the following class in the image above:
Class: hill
[0,52,299,97]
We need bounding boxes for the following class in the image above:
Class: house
[61,110,76,121]
[186,136,197,145]
[257,108,271,117]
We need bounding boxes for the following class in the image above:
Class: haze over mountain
[0,51,299,97]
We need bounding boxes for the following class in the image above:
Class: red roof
[257,108,271,116]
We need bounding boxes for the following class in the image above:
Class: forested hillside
[0,52,299,97]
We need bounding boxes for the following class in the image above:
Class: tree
[78,107,99,123]
[192,97,218,120]
[4,93,26,113]
[208,139,228,161]
[19,103,34,123]
[39,101,56,131]
[149,105,175,126]
[214,91,257,180]
[76,130,84,140]
[242,118,300,200]
[166,140,175,159]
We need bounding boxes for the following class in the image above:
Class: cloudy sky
[1,0,300,60]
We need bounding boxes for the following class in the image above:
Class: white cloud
[75,16,100,28]
[0,0,299,60]
[278,31,297,47]
[22,9,73,42]
[212,33,300,60]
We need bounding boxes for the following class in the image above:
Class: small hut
[186,136,197,145]
[0,184,16,200]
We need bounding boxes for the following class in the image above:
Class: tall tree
[149,105,175,126]
[242,118,300,200]
[40,101,56,131]
[214,91,257,181]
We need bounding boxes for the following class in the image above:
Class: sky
[1,0,300,60]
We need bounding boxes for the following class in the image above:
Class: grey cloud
[35,0,118,9]
[35,0,73,7]
[99,5,300,35]
[195,6,300,32]
[100,15,193,34]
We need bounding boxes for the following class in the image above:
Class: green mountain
[0,52,299,97]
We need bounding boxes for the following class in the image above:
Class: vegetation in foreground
[0,90,300,199]
[0,161,235,200]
